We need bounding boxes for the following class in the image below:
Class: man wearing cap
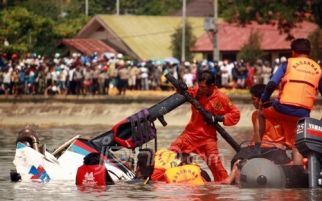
[259,38,322,165]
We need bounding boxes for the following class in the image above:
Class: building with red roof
[61,38,117,56]
[192,21,318,61]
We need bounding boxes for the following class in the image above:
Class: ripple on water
[1,127,322,200]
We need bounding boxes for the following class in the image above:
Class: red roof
[61,39,117,55]
[192,21,318,52]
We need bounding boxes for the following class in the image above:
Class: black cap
[83,152,101,165]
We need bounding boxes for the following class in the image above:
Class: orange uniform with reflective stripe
[279,57,321,110]
[169,86,240,182]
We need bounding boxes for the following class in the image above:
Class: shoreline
[0,93,252,104]
[1,92,322,128]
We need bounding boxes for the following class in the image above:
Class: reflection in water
[1,126,322,200]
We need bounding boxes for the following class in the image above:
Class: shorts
[262,106,300,148]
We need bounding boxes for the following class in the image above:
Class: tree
[20,0,62,20]
[219,0,322,35]
[0,7,56,55]
[309,28,322,61]
[76,0,112,16]
[171,21,196,61]
[105,0,182,15]
[54,16,89,38]
[237,31,264,63]
[6,0,183,17]
[0,0,22,9]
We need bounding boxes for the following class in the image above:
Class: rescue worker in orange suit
[76,152,114,187]
[169,70,240,182]
[259,38,322,165]
[249,84,289,156]
[222,84,291,184]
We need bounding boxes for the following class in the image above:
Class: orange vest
[279,57,321,110]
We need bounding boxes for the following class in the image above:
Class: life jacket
[164,164,205,185]
[151,149,181,181]
[152,149,205,185]
[154,149,181,170]
[279,57,321,110]
[76,164,107,186]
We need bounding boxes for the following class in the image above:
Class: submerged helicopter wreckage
[11,73,322,188]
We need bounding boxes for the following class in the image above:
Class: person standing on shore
[117,61,129,95]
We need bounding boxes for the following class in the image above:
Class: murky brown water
[1,126,322,201]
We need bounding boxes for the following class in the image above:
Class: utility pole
[85,0,88,16]
[213,0,219,61]
[60,0,63,16]
[181,0,186,62]
[116,0,120,15]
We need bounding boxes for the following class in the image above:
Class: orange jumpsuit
[169,86,240,182]
[261,107,300,148]
[251,110,286,148]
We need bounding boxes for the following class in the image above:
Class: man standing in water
[259,38,322,165]
[169,70,240,182]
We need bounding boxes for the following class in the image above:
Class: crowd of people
[0,51,302,96]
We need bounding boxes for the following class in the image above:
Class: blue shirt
[261,62,322,117]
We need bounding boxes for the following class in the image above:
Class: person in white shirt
[182,68,194,87]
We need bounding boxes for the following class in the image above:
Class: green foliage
[219,0,322,32]
[309,28,322,61]
[20,0,61,20]
[0,7,35,53]
[0,0,22,9]
[170,21,196,61]
[0,4,90,55]
[123,0,185,15]
[0,0,183,55]
[54,16,89,38]
[13,0,106,19]
[237,31,264,63]
[311,1,322,28]
[0,7,56,55]
[76,0,113,16]
[10,0,183,17]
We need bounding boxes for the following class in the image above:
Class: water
[1,126,322,201]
